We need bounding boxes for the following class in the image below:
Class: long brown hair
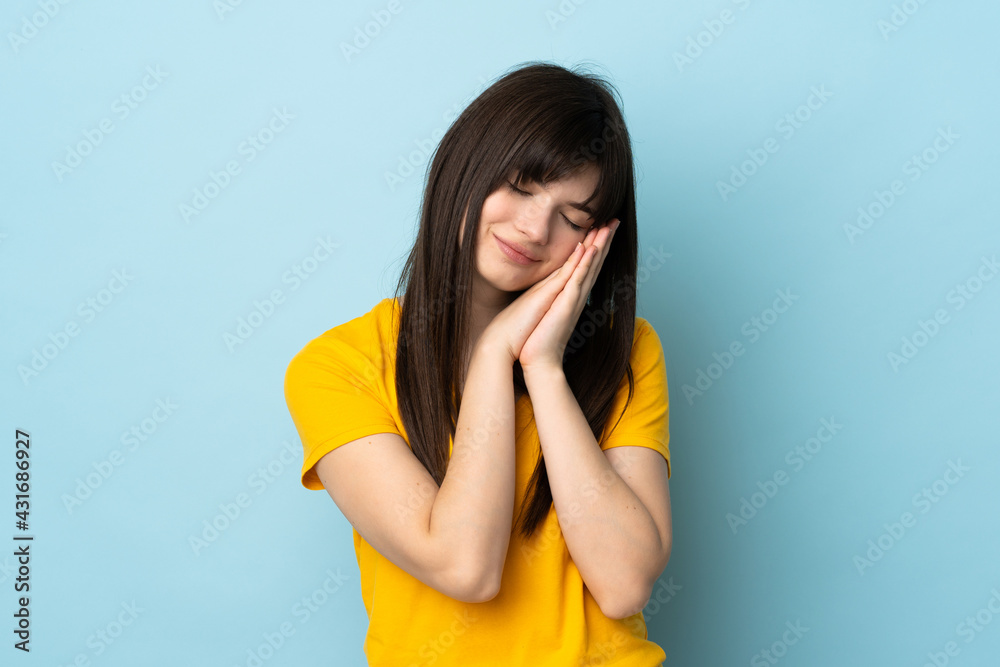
[390,61,640,539]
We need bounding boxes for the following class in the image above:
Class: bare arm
[311,334,516,602]
[522,364,672,619]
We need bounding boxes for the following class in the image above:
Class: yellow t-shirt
[284,297,671,666]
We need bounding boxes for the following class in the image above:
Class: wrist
[473,331,515,367]
[522,361,566,388]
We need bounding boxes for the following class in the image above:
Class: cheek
[480,193,518,225]
[551,240,577,268]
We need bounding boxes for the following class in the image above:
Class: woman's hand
[480,219,618,366]
[518,218,620,374]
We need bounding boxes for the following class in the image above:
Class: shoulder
[633,316,653,339]
[599,314,670,462]
[605,315,667,399]
[285,298,396,382]
[614,316,667,401]
[629,316,664,360]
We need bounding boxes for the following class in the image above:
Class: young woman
[284,61,672,666]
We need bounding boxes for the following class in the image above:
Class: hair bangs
[506,111,630,226]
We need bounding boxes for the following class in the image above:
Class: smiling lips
[494,234,539,265]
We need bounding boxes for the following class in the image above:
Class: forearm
[429,336,516,596]
[524,364,662,614]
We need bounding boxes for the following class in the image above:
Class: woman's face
[459,164,601,295]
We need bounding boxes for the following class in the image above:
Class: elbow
[596,581,651,620]
[445,561,502,604]
[661,533,673,570]
[596,541,673,621]
[597,595,645,621]
[589,567,653,620]
[469,575,502,603]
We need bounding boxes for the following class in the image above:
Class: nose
[514,193,553,245]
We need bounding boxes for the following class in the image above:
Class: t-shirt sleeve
[284,334,402,490]
[598,318,671,478]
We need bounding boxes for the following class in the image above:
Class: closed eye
[506,180,587,232]
[506,180,531,197]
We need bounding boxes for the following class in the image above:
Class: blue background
[3,1,999,665]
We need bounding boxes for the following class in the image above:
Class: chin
[480,263,542,293]
[488,273,536,293]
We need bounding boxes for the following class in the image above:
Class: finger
[538,242,584,281]
[556,246,597,318]
[566,242,599,293]
[550,242,584,280]
[552,221,618,318]
[533,241,585,296]
[582,222,610,251]
[594,222,616,264]
[594,226,617,270]
[557,242,587,285]
[577,224,614,291]
[581,226,609,266]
